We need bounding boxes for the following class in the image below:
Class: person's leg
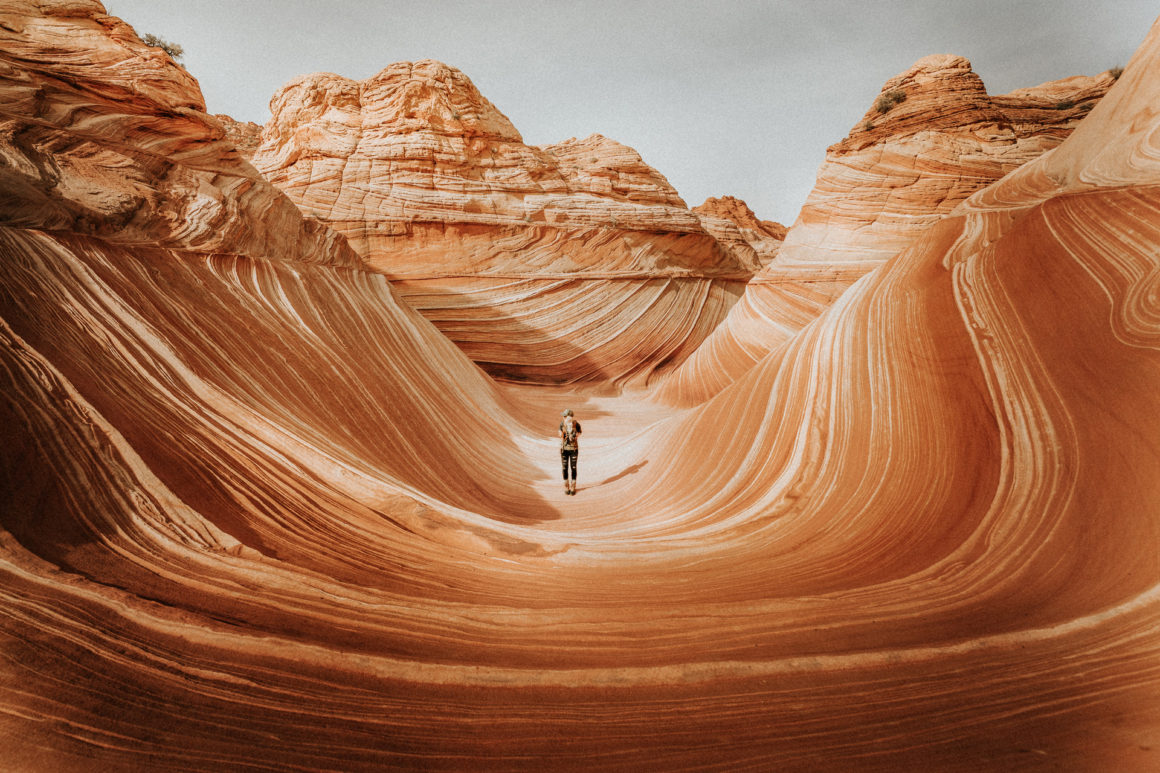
[571,452,578,492]
[562,452,570,492]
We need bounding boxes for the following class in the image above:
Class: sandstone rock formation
[3,3,1160,771]
[655,55,1117,405]
[692,194,787,267]
[250,61,753,385]
[213,112,262,158]
[788,54,1114,268]
[252,62,736,274]
[0,1,357,268]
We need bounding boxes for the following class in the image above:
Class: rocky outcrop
[692,195,786,268]
[252,61,740,277]
[655,56,1117,404]
[693,195,787,241]
[784,55,1115,268]
[0,0,359,268]
[4,3,1160,771]
[250,60,753,384]
[213,112,262,158]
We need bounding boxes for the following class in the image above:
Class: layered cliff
[4,3,1160,771]
[692,194,787,267]
[252,61,743,275]
[213,113,262,157]
[655,55,1117,404]
[0,0,357,268]
[786,54,1115,268]
[250,61,755,384]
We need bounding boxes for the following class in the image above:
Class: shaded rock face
[654,54,1116,405]
[251,60,751,385]
[0,0,359,268]
[5,3,1160,771]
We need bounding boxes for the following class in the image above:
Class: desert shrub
[863,120,875,131]
[874,89,907,114]
[1109,66,1124,80]
[1056,98,1077,110]
[141,33,184,62]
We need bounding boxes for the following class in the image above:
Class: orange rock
[693,195,787,270]
[0,0,358,268]
[655,54,1117,404]
[212,113,262,158]
[252,60,753,384]
[3,3,1160,771]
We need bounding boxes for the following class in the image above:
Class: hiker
[559,409,582,495]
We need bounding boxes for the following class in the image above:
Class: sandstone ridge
[693,195,787,267]
[4,3,1160,770]
[253,60,749,277]
[0,0,359,268]
[654,53,1117,404]
[252,59,770,385]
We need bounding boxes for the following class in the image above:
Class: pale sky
[103,1,1157,225]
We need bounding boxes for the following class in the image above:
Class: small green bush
[874,89,907,114]
[1109,66,1124,80]
[141,33,184,62]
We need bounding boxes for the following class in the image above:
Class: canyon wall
[249,61,763,385]
[2,2,1160,771]
[654,54,1117,404]
[0,1,357,268]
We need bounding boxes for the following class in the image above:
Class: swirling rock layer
[3,3,1160,771]
[692,194,787,267]
[655,54,1117,405]
[250,61,756,385]
[0,0,358,269]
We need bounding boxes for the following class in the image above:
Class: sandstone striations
[790,54,1115,268]
[252,61,733,274]
[0,0,358,268]
[692,194,787,268]
[655,54,1117,405]
[213,113,263,158]
[4,2,1160,771]
[250,60,752,385]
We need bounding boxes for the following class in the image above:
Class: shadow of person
[597,460,648,487]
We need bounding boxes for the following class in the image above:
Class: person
[559,408,582,495]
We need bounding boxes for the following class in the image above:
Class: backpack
[561,418,579,451]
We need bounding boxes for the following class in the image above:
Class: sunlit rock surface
[0,1,357,269]
[692,194,786,268]
[212,113,262,158]
[655,55,1117,405]
[3,3,1160,771]
[250,60,752,385]
[787,54,1114,268]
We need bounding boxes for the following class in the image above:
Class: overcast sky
[104,1,1157,225]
